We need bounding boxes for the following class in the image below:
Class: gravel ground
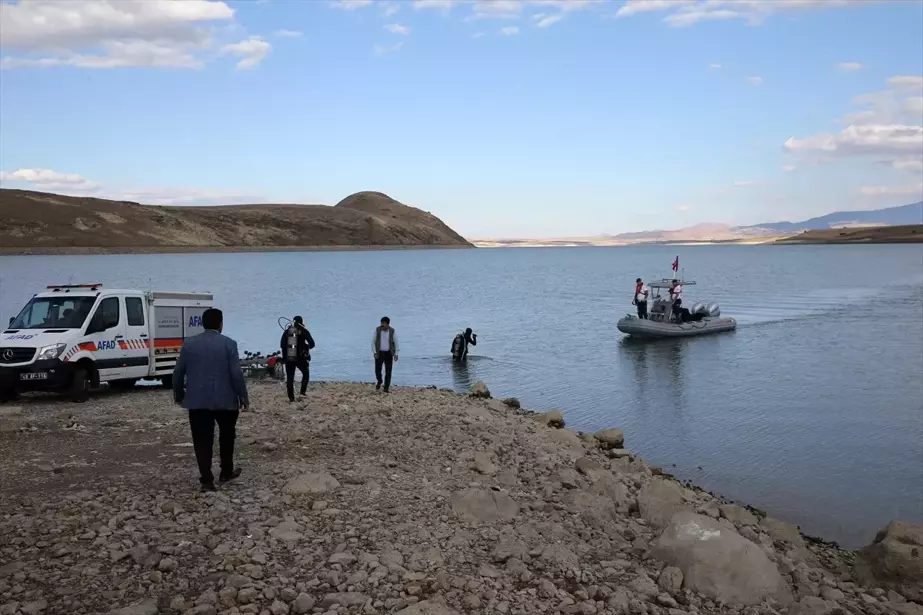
[0,381,919,615]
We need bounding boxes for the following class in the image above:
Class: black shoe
[375,382,382,391]
[200,482,217,493]
[383,387,390,394]
[219,468,242,484]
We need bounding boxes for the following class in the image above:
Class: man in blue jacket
[173,308,249,492]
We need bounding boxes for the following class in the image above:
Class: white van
[0,284,213,402]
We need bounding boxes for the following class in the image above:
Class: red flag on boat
[672,256,679,272]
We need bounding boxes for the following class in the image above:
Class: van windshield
[10,296,97,330]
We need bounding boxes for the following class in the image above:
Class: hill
[0,189,472,254]
[747,201,923,233]
[774,224,923,244]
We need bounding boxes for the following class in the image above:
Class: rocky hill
[0,189,472,253]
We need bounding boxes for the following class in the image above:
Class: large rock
[533,409,565,428]
[637,478,689,529]
[594,428,625,449]
[855,520,923,601]
[719,504,758,527]
[450,488,519,524]
[283,471,341,495]
[651,512,792,606]
[469,381,490,398]
[396,600,461,614]
[107,599,159,615]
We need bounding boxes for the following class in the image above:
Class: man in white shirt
[372,316,399,392]
[670,280,685,321]
[634,277,649,319]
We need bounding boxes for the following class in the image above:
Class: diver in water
[451,328,477,362]
[280,316,315,402]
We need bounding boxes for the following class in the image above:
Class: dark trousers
[188,409,239,485]
[375,351,393,390]
[285,360,309,401]
[636,301,648,319]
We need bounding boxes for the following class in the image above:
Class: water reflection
[619,337,687,409]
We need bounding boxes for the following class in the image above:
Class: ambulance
[0,284,213,402]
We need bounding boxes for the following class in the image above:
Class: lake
[1,245,921,548]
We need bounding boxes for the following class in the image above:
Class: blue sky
[1,0,921,238]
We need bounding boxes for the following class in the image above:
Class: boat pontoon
[617,278,737,338]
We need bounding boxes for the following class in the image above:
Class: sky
[0,0,922,238]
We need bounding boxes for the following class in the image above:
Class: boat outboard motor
[692,302,708,315]
[706,302,721,317]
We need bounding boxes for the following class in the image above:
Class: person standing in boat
[670,279,684,320]
[633,278,649,319]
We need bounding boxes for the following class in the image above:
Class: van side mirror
[7,317,13,327]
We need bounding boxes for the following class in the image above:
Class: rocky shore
[0,381,920,615]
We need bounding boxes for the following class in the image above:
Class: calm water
[1,245,921,547]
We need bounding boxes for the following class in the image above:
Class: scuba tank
[451,333,464,359]
[284,326,300,362]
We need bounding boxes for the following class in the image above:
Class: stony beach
[0,381,920,615]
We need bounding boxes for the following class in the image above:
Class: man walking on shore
[173,308,249,492]
[280,315,315,403]
[372,316,398,393]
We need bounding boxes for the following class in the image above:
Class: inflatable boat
[617,279,737,339]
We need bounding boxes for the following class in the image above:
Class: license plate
[20,372,48,381]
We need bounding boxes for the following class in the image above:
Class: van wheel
[160,375,173,389]
[70,367,91,403]
[0,388,18,403]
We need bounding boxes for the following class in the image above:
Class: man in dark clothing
[372,316,398,392]
[280,315,316,402]
[173,308,248,492]
[452,328,478,361]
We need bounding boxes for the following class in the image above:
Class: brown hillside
[0,189,472,254]
[774,224,923,244]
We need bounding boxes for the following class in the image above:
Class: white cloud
[675,204,691,212]
[0,168,100,191]
[888,75,923,90]
[374,41,404,55]
[331,0,373,9]
[472,31,487,38]
[782,165,796,172]
[890,159,923,175]
[274,29,303,38]
[0,167,262,205]
[709,63,722,70]
[746,76,763,86]
[382,2,401,16]
[615,0,695,18]
[385,23,411,35]
[413,0,457,11]
[732,180,758,187]
[837,62,864,72]
[472,0,523,19]
[858,184,923,198]
[0,0,272,71]
[785,76,923,184]
[222,37,271,70]
[535,13,565,28]
[500,26,520,35]
[616,0,868,28]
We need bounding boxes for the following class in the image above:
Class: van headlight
[38,343,68,360]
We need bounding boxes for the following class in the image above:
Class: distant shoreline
[0,244,476,257]
[473,225,923,248]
